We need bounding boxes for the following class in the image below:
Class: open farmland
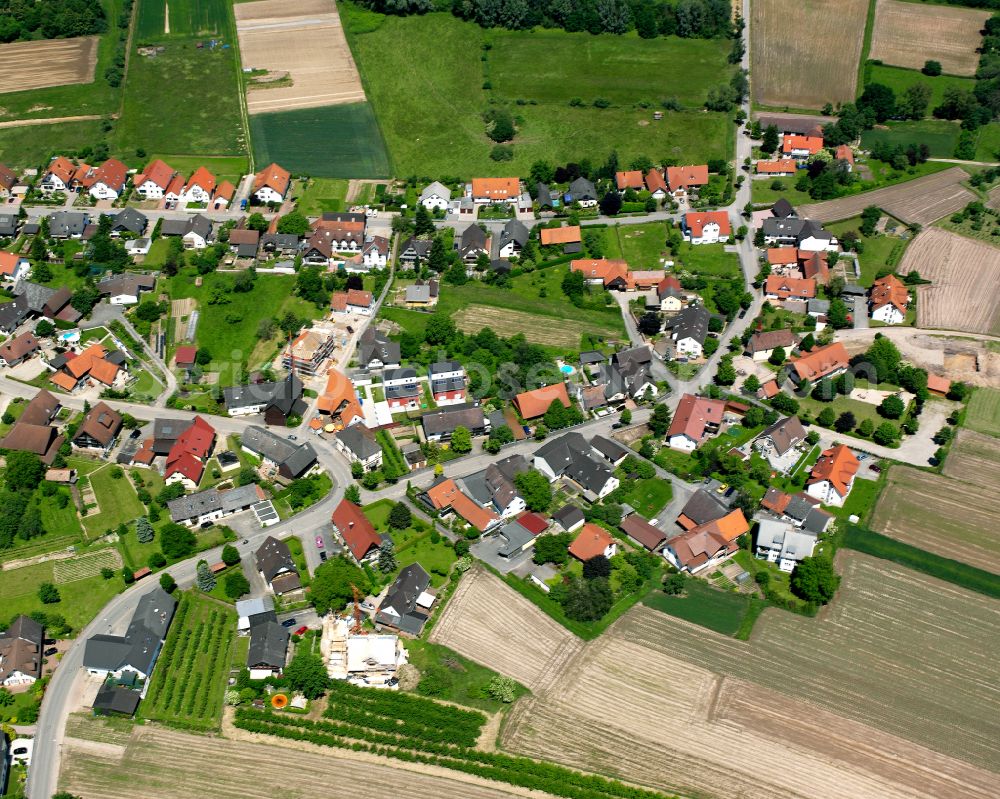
[452,305,608,349]
[430,566,581,691]
[967,387,1000,437]
[236,0,365,115]
[60,717,544,799]
[496,554,1000,799]
[899,228,1000,335]
[797,167,974,225]
[0,37,98,93]
[137,0,230,38]
[869,0,989,77]
[751,0,868,109]
[871,431,1000,574]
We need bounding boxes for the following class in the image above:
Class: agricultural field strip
[797,167,974,225]
[429,566,581,691]
[0,37,100,94]
[235,0,365,114]
[966,387,1000,437]
[451,305,615,349]
[750,0,868,109]
[868,0,989,77]
[61,721,542,799]
[501,632,987,799]
[872,430,1000,574]
[52,548,122,582]
[902,228,1000,336]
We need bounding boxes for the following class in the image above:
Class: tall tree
[514,469,552,511]
[196,560,216,592]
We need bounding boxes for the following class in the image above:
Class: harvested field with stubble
[0,37,98,92]
[494,554,1000,799]
[451,304,605,349]
[871,430,1000,573]
[900,228,1000,335]
[797,167,974,225]
[870,0,989,77]
[235,0,365,115]
[429,566,581,691]
[751,0,867,108]
[60,716,543,799]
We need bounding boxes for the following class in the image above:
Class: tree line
[0,0,106,42]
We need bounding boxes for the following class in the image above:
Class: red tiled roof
[927,374,951,395]
[570,258,633,289]
[685,211,730,238]
[425,479,498,532]
[135,159,175,191]
[645,169,668,193]
[215,180,235,201]
[46,156,75,185]
[317,368,363,425]
[870,274,908,314]
[332,499,381,560]
[175,346,197,366]
[471,177,519,200]
[765,275,816,300]
[346,289,372,308]
[667,394,726,445]
[789,342,849,382]
[767,247,798,265]
[808,444,859,497]
[93,159,128,191]
[329,292,348,312]
[666,164,708,190]
[170,416,215,460]
[254,162,291,197]
[569,523,614,561]
[514,382,570,420]
[783,135,823,155]
[165,450,204,485]
[615,170,644,190]
[516,511,548,536]
[835,144,854,164]
[759,379,780,398]
[755,159,798,174]
[185,166,217,195]
[540,225,581,245]
[761,488,792,514]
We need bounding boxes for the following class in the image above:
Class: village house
[132,159,176,199]
[419,181,451,211]
[569,523,617,562]
[82,588,176,681]
[539,224,582,253]
[241,425,318,483]
[335,424,382,472]
[0,331,39,367]
[213,181,236,210]
[51,343,126,393]
[331,498,383,563]
[834,144,855,171]
[0,213,17,238]
[228,227,260,258]
[281,329,336,376]
[110,208,148,238]
[514,381,571,421]
[456,224,490,264]
[755,516,817,572]
[656,275,685,312]
[620,513,667,553]
[0,163,19,199]
[667,393,726,451]
[79,159,129,201]
[223,373,305,425]
[665,304,710,358]
[761,217,837,252]
[253,162,291,204]
[745,328,799,360]
[163,416,216,490]
[161,214,213,249]
[39,156,76,194]
[357,328,400,369]
[754,416,807,471]
[566,176,598,207]
[0,389,63,464]
[0,615,44,687]
[459,453,531,518]
[404,279,439,308]
[383,367,421,410]
[429,360,466,405]
[424,478,500,533]
[182,166,216,204]
[645,168,668,199]
[361,235,390,269]
[755,159,798,177]
[255,536,302,595]
[665,509,749,573]
[593,345,657,405]
[869,274,909,324]
[398,237,432,266]
[533,432,619,502]
[167,483,265,526]
[0,251,30,284]
[376,564,435,635]
[496,219,529,259]
[760,488,834,535]
[247,616,288,679]
[97,273,156,305]
[615,170,645,191]
[47,211,88,239]
[788,341,850,384]
[682,211,730,245]
[806,444,859,506]
[317,367,365,429]
[552,504,585,533]
[666,164,709,201]
[570,258,633,290]
[421,402,486,442]
[260,232,300,257]
[71,402,122,454]
[470,177,520,204]
[782,135,823,160]
[764,275,816,303]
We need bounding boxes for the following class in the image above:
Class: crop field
[343,9,732,176]
[137,0,230,39]
[236,0,365,115]
[250,104,390,178]
[499,553,1000,799]
[141,592,236,729]
[751,0,868,109]
[967,387,1000,437]
[452,304,607,349]
[869,0,989,77]
[60,719,538,799]
[797,167,974,225]
[0,37,99,93]
[430,566,581,691]
[117,39,246,157]
[859,119,961,159]
[871,431,1000,574]
[899,228,1000,336]
[52,548,122,582]
[487,28,730,108]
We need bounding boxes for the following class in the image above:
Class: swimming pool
[58,331,80,343]
[560,364,574,375]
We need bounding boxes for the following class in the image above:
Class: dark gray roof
[490,258,511,273]
[167,483,263,522]
[498,219,529,250]
[358,328,400,367]
[840,283,867,297]
[431,376,465,393]
[785,493,820,523]
[187,214,213,241]
[459,224,487,252]
[47,211,88,237]
[97,272,155,298]
[668,305,710,345]
[590,435,629,463]
[93,683,141,716]
[261,232,300,250]
[771,198,796,218]
[386,383,420,400]
[400,237,432,259]
[429,360,461,375]
[83,587,176,676]
[497,520,535,558]
[338,424,381,460]
[376,563,430,632]
[247,620,288,669]
[678,489,730,526]
[112,208,148,235]
[255,535,296,582]
[160,219,188,236]
[223,375,303,415]
[0,213,17,236]
[803,506,834,534]
[535,431,613,495]
[552,504,585,529]
[536,183,553,207]
[241,425,316,478]
[568,177,596,200]
[384,367,416,381]
[579,350,606,365]
[807,298,830,314]
[0,294,29,332]
[421,402,485,437]
[762,217,804,238]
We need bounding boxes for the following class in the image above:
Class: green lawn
[751,176,815,207]
[0,120,106,170]
[0,0,124,123]
[404,639,529,712]
[251,105,391,179]
[965,387,1000,438]
[0,685,41,724]
[860,120,961,159]
[973,122,1000,162]
[643,581,757,637]
[601,222,670,269]
[146,154,248,187]
[832,473,885,523]
[488,27,731,108]
[116,37,246,158]
[294,178,350,215]
[76,462,146,536]
[864,65,975,120]
[794,393,886,432]
[342,7,733,176]
[619,478,672,518]
[393,533,457,588]
[0,555,124,635]
[826,217,910,286]
[674,242,741,278]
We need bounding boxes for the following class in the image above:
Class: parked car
[294,625,308,636]
[281,618,297,628]
[320,551,328,562]
[858,453,868,460]
[870,464,882,473]
[315,535,325,549]
[44,647,58,656]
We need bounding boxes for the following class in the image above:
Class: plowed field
[429,566,581,691]
[0,37,98,92]
[901,228,1000,335]
[871,429,1000,573]
[870,0,989,77]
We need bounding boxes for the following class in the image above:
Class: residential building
[470,177,519,204]
[0,164,17,200]
[376,564,434,635]
[223,374,305,425]
[423,478,500,532]
[459,453,530,518]
[240,425,318,481]
[594,346,656,404]
[745,328,799,361]
[764,275,816,302]
[665,510,749,573]
[456,224,490,264]
[677,488,733,531]
[645,168,668,199]
[762,217,837,252]
[0,331,39,367]
[167,483,266,526]
[665,164,709,201]
[39,156,76,194]
[335,424,382,472]
[429,360,466,405]
[494,516,541,559]
[0,251,30,284]
[755,159,798,176]
[782,135,823,159]
[80,159,128,200]
[835,144,855,170]
[282,329,336,376]
[0,389,63,464]
[255,536,301,595]
[312,217,366,253]
[357,328,400,369]
[665,305,710,358]
[332,499,383,562]
[552,504,585,533]
[132,159,176,199]
[656,275,685,312]
[236,596,276,634]
[164,416,216,490]
[404,279,439,307]
[682,211,730,244]
[788,341,849,384]
[182,166,216,204]
[590,435,629,467]
[317,368,365,429]
[420,181,451,210]
[615,170,644,191]
[666,394,725,451]
[72,402,122,453]
[755,517,817,572]
[569,523,617,561]
[97,273,156,305]
[570,258,633,290]
[535,182,554,209]
[0,213,17,238]
[496,219,529,259]
[754,416,807,470]
[539,225,581,248]
[161,214,213,249]
[620,514,667,552]
[533,432,619,501]
[228,227,260,258]
[421,402,486,442]
[398,237,432,265]
[0,615,43,686]
[50,343,124,392]
[248,619,289,679]
[514,382,571,421]
[806,444,859,506]
[383,367,420,410]
[869,274,908,324]
[253,162,291,204]
[757,115,824,137]
[566,177,597,207]
[260,232,300,256]
[82,587,176,679]
[361,235,390,269]
[47,211,88,238]
[109,208,148,238]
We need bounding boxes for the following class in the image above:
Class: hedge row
[172,620,207,713]
[199,613,231,719]
[325,700,479,748]
[146,595,190,705]
[235,709,677,799]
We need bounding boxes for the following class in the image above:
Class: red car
[294,625,308,636]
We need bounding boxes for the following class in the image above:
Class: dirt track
[0,36,99,93]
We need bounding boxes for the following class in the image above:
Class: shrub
[487,675,518,703]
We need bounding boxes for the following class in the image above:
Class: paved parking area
[471,532,533,575]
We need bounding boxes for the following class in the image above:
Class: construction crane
[350,583,366,635]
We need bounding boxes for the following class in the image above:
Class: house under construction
[319,615,407,689]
